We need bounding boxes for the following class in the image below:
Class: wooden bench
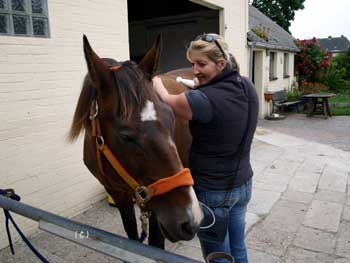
[272,90,301,114]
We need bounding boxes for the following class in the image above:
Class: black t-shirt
[185,89,212,123]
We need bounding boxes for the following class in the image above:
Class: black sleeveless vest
[189,68,259,190]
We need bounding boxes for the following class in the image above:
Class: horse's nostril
[181,221,198,236]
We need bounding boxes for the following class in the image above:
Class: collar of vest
[197,67,238,89]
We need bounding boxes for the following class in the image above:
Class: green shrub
[320,64,349,93]
[298,81,328,94]
[287,89,303,100]
[332,53,350,80]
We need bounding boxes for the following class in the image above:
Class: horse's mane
[68,59,156,142]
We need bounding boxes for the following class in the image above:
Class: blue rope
[0,189,49,263]
[139,230,147,243]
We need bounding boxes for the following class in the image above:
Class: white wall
[267,51,296,92]
[191,0,249,76]
[252,49,297,118]
[0,0,129,248]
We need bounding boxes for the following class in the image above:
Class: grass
[329,93,350,115]
[329,94,350,103]
[331,107,350,116]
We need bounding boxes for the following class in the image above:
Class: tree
[250,0,305,33]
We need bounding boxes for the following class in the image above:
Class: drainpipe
[247,40,255,81]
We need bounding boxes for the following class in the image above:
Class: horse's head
[69,35,202,242]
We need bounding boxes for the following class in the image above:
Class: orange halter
[89,99,193,208]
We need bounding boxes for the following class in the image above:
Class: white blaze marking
[141,100,157,121]
[189,187,203,225]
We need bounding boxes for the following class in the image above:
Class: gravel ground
[258,113,350,151]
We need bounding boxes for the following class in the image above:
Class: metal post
[0,196,203,263]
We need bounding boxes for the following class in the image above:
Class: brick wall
[197,0,249,75]
[0,0,129,249]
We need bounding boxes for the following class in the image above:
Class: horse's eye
[119,133,135,144]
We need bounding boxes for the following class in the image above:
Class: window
[269,51,277,81]
[0,0,49,37]
[283,53,290,78]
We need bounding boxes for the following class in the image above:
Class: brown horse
[68,35,202,249]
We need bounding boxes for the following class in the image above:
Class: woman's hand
[152,76,168,100]
[152,76,193,120]
[193,77,199,87]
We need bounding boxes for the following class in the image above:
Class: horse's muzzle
[158,217,200,242]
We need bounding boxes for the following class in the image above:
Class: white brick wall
[0,0,129,249]
[196,0,249,75]
[266,51,296,92]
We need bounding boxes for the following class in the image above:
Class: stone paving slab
[314,189,347,204]
[253,172,291,193]
[248,249,281,263]
[263,158,301,177]
[294,226,336,254]
[259,200,307,234]
[342,205,350,221]
[247,188,281,216]
[283,247,335,263]
[335,222,350,258]
[281,190,314,204]
[303,200,342,232]
[288,171,320,193]
[246,224,295,257]
[319,165,349,193]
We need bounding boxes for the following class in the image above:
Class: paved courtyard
[1,114,350,262]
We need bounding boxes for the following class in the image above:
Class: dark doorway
[128,0,219,73]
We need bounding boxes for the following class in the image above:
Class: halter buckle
[135,186,152,205]
[96,136,105,150]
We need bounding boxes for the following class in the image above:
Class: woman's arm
[153,76,193,120]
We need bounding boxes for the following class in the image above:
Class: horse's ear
[138,34,162,80]
[83,35,110,91]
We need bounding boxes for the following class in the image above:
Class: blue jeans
[194,178,252,263]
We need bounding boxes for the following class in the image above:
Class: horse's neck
[160,68,194,95]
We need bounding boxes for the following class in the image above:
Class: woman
[153,33,259,263]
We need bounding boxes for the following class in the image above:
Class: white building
[248,5,300,119]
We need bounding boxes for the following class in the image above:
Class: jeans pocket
[198,206,229,243]
[204,190,231,208]
[245,178,253,203]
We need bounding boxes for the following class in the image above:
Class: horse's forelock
[112,61,157,121]
[69,60,158,142]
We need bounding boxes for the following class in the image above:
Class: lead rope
[0,189,49,263]
[206,252,235,263]
[139,210,151,243]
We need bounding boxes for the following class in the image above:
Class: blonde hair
[186,33,240,72]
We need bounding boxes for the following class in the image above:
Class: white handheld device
[176,77,195,88]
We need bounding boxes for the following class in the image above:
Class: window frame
[283,53,290,79]
[0,0,50,38]
[269,51,278,81]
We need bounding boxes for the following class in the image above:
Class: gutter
[254,42,300,52]
[247,40,255,81]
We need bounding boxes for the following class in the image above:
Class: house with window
[317,35,350,57]
[248,5,299,118]
[0,0,249,249]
